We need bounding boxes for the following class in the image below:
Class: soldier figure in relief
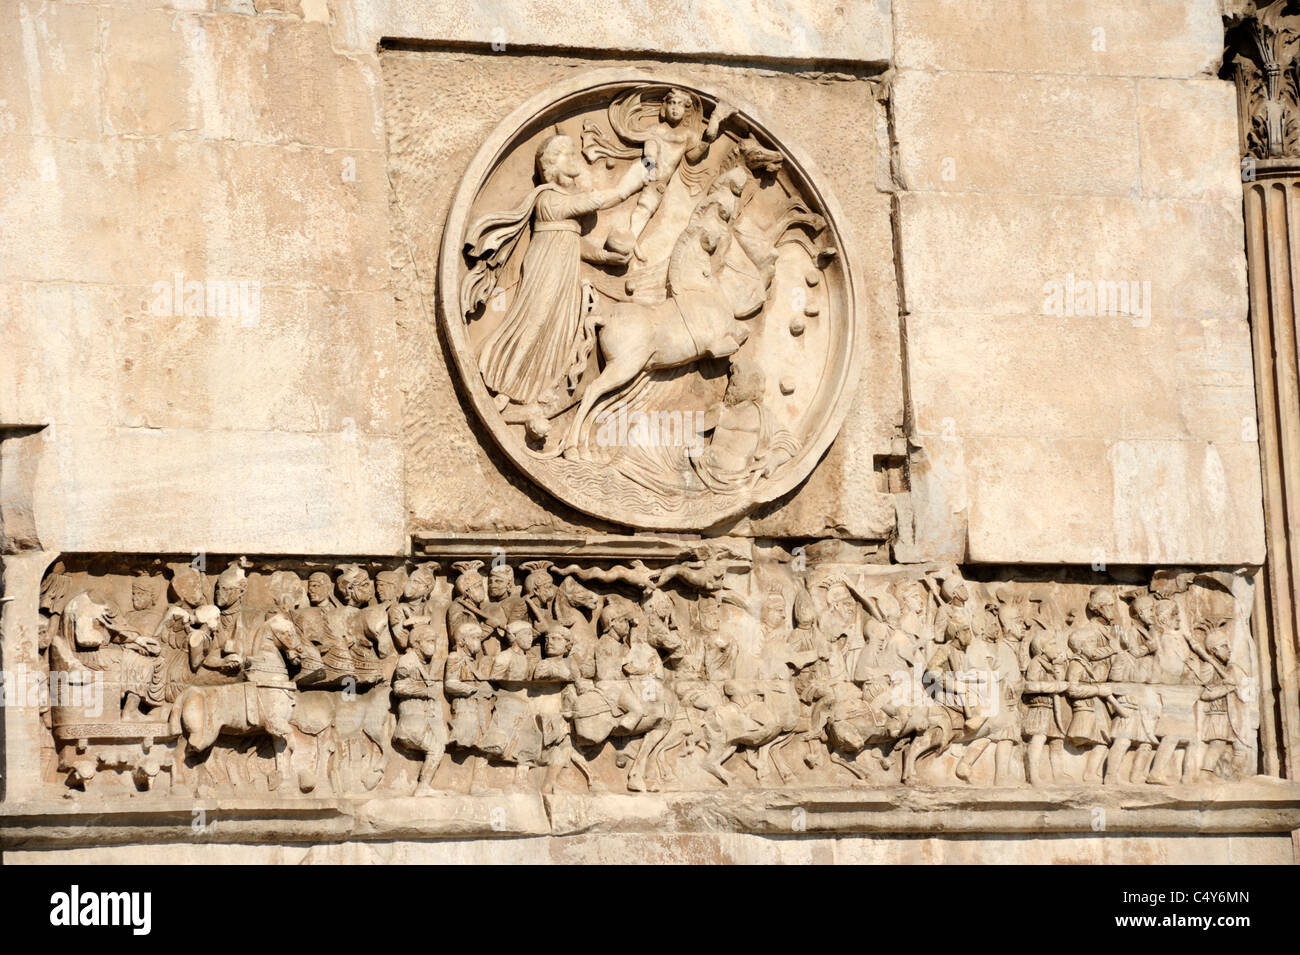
[1021,631,1071,785]
[393,623,450,794]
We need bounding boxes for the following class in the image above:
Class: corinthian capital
[1225,0,1300,158]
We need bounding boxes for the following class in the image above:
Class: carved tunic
[479,658,542,766]
[444,649,491,750]
[293,605,355,685]
[1023,655,1068,740]
[1065,654,1111,746]
[478,186,599,405]
[393,650,446,754]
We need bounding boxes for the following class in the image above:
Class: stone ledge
[4,780,1298,849]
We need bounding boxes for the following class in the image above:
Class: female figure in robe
[463,134,645,437]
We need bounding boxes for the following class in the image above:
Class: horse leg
[629,721,671,793]
[994,739,1015,785]
[265,703,296,793]
[568,742,595,790]
[753,738,778,784]
[290,728,317,793]
[268,732,293,793]
[828,750,871,781]
[648,716,689,787]
[769,734,799,784]
[324,727,344,795]
[955,737,989,782]
[171,740,190,792]
[703,742,738,786]
[566,349,649,451]
[363,707,393,791]
[763,739,788,783]
[903,728,941,784]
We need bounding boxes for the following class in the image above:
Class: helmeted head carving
[405,562,439,601]
[600,595,638,639]
[522,560,556,603]
[215,561,247,609]
[1205,628,1232,663]
[488,564,515,601]
[375,569,404,604]
[940,574,969,606]
[268,570,306,613]
[874,591,901,627]
[1087,586,1117,624]
[336,564,372,607]
[452,560,487,604]
[171,566,205,609]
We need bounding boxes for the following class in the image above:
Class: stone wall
[1,0,1296,864]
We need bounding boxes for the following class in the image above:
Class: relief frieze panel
[30,548,1260,798]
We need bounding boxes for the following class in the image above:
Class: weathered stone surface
[100,12,383,148]
[893,71,1142,196]
[334,0,893,62]
[894,0,1224,77]
[1137,79,1243,200]
[957,436,1265,565]
[896,193,1248,318]
[0,0,1290,868]
[23,426,405,554]
[384,51,900,536]
[6,831,1294,864]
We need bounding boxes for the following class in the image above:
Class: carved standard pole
[1227,0,1300,777]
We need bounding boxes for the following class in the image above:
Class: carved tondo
[440,71,860,529]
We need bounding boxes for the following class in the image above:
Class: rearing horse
[565,166,766,451]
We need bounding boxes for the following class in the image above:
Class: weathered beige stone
[893,71,1142,195]
[1137,78,1244,200]
[21,426,404,554]
[1,283,400,437]
[4,830,1295,865]
[334,0,893,62]
[896,192,1248,318]
[0,0,1290,869]
[894,0,1225,77]
[101,11,383,148]
[958,436,1265,565]
[1,137,389,288]
[906,311,1257,445]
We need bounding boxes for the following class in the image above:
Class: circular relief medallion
[440,70,859,530]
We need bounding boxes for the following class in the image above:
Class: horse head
[560,576,599,612]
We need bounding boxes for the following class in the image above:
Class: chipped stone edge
[4,780,1298,849]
